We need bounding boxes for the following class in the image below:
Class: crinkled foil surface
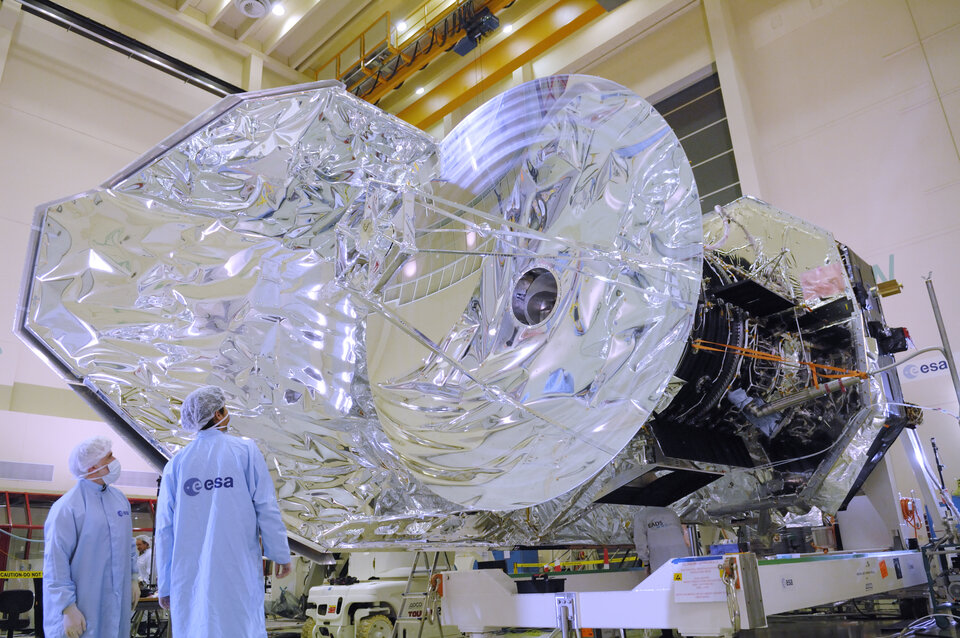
[21,77,702,549]
[671,198,891,526]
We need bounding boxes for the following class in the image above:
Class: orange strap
[691,339,868,388]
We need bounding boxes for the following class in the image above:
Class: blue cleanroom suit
[42,479,138,638]
[155,429,290,637]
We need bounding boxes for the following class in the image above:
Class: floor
[266,618,305,637]
[739,616,960,638]
[486,618,960,638]
[13,618,960,638]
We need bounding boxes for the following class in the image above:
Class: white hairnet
[180,386,226,432]
[69,435,113,478]
[136,535,151,547]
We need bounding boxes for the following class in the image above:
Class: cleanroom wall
[719,0,960,505]
[0,7,218,495]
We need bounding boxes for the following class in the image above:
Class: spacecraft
[17,75,908,551]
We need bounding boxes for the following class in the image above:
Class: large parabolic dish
[365,76,702,509]
[18,75,907,550]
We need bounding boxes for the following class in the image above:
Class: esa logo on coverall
[183,476,235,496]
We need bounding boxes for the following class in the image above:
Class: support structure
[894,275,960,539]
[440,551,926,636]
[925,275,960,417]
[701,0,764,200]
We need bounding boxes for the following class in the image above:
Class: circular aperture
[512,268,558,326]
[370,75,703,510]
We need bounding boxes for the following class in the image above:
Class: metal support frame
[440,551,926,636]
[23,494,32,561]
[858,454,914,548]
[894,275,960,538]
[396,0,605,129]
[554,593,577,638]
[919,538,960,632]
[0,492,11,579]
[901,428,951,538]
[392,551,454,638]
[925,276,960,413]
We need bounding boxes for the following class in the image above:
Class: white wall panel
[0,409,161,497]
[0,9,217,487]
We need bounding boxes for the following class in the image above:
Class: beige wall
[1,0,959,524]
[719,0,960,508]
[554,0,714,101]
[0,9,217,496]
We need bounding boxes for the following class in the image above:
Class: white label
[856,560,879,593]
[781,576,795,590]
[674,561,727,603]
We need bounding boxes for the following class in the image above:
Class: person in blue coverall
[155,386,292,637]
[43,436,140,638]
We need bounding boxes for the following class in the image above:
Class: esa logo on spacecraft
[900,359,951,381]
[183,476,235,496]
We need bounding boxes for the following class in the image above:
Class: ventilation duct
[234,0,272,19]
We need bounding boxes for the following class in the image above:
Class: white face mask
[102,459,122,485]
[203,412,229,431]
[85,459,122,484]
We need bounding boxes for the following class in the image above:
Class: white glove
[132,578,141,610]
[63,604,86,638]
[275,562,292,578]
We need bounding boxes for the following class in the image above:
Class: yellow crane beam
[397,0,604,130]
[360,0,516,105]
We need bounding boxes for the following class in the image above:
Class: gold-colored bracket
[877,279,903,297]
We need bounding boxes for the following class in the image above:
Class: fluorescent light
[396,21,407,33]
[503,23,513,34]
[271,2,285,16]
[415,87,425,95]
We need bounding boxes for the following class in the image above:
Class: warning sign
[674,562,726,603]
[0,571,42,578]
